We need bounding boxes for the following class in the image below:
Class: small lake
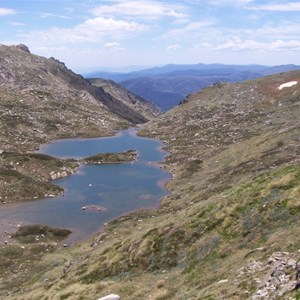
[0,129,171,243]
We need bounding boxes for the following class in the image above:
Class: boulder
[16,44,30,53]
[98,295,120,300]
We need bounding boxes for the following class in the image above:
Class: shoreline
[0,127,172,248]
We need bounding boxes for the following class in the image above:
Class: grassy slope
[1,71,300,299]
[0,152,79,203]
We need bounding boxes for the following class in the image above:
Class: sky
[0,0,300,72]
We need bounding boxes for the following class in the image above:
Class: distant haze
[86,63,300,111]
[1,0,300,72]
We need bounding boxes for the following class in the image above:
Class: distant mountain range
[85,63,300,111]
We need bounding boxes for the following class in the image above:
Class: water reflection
[0,129,170,243]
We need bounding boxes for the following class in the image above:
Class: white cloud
[206,0,254,6]
[40,13,71,19]
[90,0,187,19]
[22,17,146,45]
[64,7,75,15]
[0,8,16,16]
[103,41,124,50]
[166,44,181,51]
[202,37,300,52]
[249,2,300,11]
[104,42,120,48]
[8,21,25,26]
[165,20,216,39]
[234,23,300,40]
[32,46,67,53]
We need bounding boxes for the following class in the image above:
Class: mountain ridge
[88,77,162,119]
[86,63,300,111]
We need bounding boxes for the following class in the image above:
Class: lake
[0,129,171,243]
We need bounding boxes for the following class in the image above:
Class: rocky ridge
[88,78,161,120]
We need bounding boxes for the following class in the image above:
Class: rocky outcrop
[236,252,299,299]
[16,44,30,53]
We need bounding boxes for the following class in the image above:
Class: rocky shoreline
[0,148,139,252]
[0,150,138,205]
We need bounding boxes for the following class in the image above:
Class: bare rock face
[16,44,30,53]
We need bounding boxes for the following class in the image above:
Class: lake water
[0,129,171,243]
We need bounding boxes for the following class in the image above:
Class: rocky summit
[1,67,299,299]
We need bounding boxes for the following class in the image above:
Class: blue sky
[0,0,300,72]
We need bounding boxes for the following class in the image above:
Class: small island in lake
[83,150,138,164]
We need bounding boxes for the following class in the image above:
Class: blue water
[0,129,171,243]
[38,128,165,162]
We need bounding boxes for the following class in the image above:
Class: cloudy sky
[0,0,299,72]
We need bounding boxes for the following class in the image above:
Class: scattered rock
[98,294,120,300]
[156,280,165,288]
[249,252,299,299]
[217,279,229,284]
[296,260,300,289]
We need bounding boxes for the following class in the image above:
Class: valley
[0,44,299,300]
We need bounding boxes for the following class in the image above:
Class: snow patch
[278,81,298,90]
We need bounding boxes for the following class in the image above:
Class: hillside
[1,71,299,299]
[0,44,160,204]
[0,44,159,153]
[88,78,161,119]
[87,63,300,111]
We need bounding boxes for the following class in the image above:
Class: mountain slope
[88,78,161,120]
[3,71,299,299]
[0,44,156,152]
[0,44,160,204]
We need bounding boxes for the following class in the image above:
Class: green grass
[13,224,71,243]
[84,150,137,164]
